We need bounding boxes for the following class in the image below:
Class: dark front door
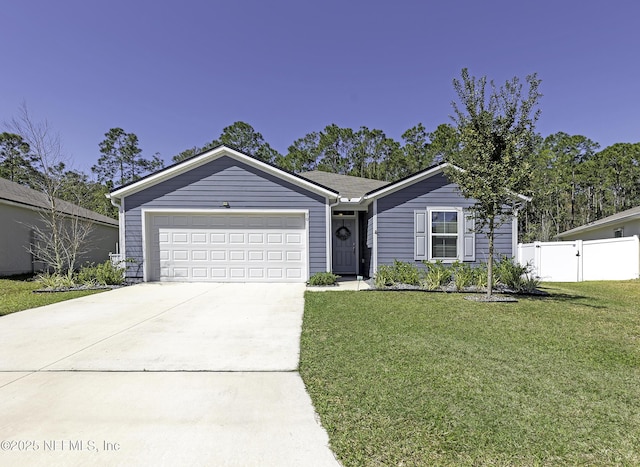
[332,218,356,274]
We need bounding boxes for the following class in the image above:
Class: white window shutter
[414,210,427,260]
[462,210,475,262]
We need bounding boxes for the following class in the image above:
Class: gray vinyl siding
[375,172,513,268]
[122,156,327,280]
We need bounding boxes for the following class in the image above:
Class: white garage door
[148,213,307,282]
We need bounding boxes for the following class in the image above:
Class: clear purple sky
[2,0,639,174]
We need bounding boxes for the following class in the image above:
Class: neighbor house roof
[558,205,640,239]
[0,177,118,226]
[298,170,389,199]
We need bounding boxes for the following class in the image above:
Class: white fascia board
[109,146,338,200]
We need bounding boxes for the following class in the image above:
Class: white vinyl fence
[517,235,640,282]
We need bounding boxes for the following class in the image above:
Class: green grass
[0,276,105,316]
[300,282,640,466]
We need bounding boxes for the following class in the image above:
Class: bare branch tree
[6,104,94,277]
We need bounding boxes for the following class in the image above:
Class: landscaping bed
[370,258,543,296]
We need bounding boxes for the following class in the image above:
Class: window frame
[427,207,463,262]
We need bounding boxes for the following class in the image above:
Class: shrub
[451,261,474,291]
[391,260,422,286]
[422,260,452,290]
[494,256,540,293]
[473,263,489,288]
[494,255,528,290]
[35,272,77,289]
[308,272,340,286]
[374,264,395,288]
[77,260,125,286]
[374,260,423,288]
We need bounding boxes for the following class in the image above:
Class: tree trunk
[487,215,494,297]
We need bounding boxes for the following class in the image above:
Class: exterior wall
[122,156,328,280]
[374,173,513,268]
[0,203,40,275]
[79,223,119,266]
[0,202,118,276]
[560,219,640,241]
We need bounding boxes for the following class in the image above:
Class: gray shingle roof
[558,205,640,238]
[0,177,118,226]
[298,170,389,199]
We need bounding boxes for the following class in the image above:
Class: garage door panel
[172,216,189,227]
[191,233,207,243]
[248,251,264,261]
[267,233,283,244]
[248,233,264,244]
[229,233,245,243]
[286,233,302,244]
[229,251,245,261]
[210,250,226,261]
[211,233,226,243]
[173,250,188,261]
[172,233,188,243]
[192,250,208,261]
[150,213,307,282]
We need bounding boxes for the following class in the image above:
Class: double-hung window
[414,207,475,262]
[430,210,459,260]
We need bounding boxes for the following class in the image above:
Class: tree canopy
[445,68,542,295]
[92,128,163,188]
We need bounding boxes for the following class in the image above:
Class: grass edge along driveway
[300,282,640,466]
[0,277,105,316]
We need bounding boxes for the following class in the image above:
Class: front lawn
[300,282,640,466]
[0,277,105,316]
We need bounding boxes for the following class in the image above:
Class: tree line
[2,100,639,243]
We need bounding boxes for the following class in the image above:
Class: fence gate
[517,236,640,282]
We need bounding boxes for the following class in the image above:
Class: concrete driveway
[0,283,341,466]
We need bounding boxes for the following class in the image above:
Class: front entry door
[332,218,356,274]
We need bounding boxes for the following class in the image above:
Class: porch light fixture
[222,201,230,208]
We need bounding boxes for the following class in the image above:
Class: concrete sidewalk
[0,283,341,466]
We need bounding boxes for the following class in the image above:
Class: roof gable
[0,177,118,226]
[364,163,449,199]
[109,145,339,200]
[364,162,531,203]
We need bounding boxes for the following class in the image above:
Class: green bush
[374,260,423,288]
[391,260,422,286]
[77,260,125,286]
[473,263,490,288]
[308,272,341,286]
[35,272,77,289]
[451,261,474,291]
[494,256,540,293]
[374,264,395,288]
[422,260,452,290]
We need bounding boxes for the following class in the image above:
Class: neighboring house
[0,177,119,276]
[557,206,640,241]
[108,145,524,283]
